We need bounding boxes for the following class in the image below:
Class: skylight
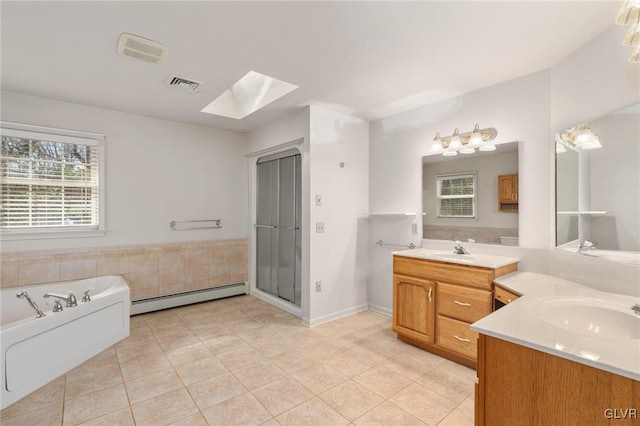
[201,71,298,119]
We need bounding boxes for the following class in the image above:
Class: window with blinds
[1,124,104,236]
[436,173,476,218]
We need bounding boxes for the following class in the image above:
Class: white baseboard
[304,303,370,327]
[368,304,392,317]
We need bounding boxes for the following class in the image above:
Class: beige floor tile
[124,369,184,405]
[78,407,135,425]
[353,401,425,426]
[131,388,199,425]
[166,343,214,367]
[0,402,63,426]
[115,327,158,349]
[65,363,123,399]
[384,351,441,381]
[318,380,384,421]
[231,360,288,390]
[417,365,474,404]
[174,356,227,385]
[63,384,129,425]
[389,382,458,425]
[0,376,65,419]
[291,364,348,395]
[276,397,349,426]
[119,351,173,382]
[438,405,474,426]
[223,317,264,332]
[217,345,265,369]
[250,336,292,358]
[323,348,382,378]
[186,372,247,410]
[156,332,202,352]
[168,412,209,425]
[353,365,413,398]
[201,391,272,426]
[270,349,320,374]
[252,376,314,416]
[461,392,474,411]
[203,334,249,355]
[191,323,235,341]
[69,348,119,376]
[115,340,163,364]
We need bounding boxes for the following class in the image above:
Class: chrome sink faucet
[453,241,469,255]
[578,240,597,254]
[17,291,46,318]
[43,292,78,307]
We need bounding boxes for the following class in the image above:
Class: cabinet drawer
[437,282,492,323]
[394,256,494,289]
[494,285,520,305]
[437,315,478,360]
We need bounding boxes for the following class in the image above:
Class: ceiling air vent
[117,33,165,64]
[165,74,204,93]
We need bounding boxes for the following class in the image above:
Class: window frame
[435,172,477,219]
[0,121,106,240]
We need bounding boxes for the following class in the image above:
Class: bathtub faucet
[16,291,46,318]
[43,292,78,307]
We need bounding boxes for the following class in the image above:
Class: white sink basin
[428,253,477,265]
[535,298,640,340]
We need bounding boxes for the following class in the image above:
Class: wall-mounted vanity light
[430,124,497,156]
[557,123,602,150]
[616,0,640,62]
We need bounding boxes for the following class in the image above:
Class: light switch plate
[315,195,322,206]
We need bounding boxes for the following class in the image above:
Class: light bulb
[449,129,462,151]
[624,23,640,46]
[616,0,640,25]
[460,147,475,154]
[631,45,640,63]
[581,135,602,150]
[479,144,496,152]
[430,132,444,153]
[442,149,458,157]
[573,126,594,146]
[469,124,483,148]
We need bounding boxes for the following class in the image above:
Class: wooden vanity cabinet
[392,255,517,368]
[498,174,518,212]
[494,284,520,309]
[476,334,640,426]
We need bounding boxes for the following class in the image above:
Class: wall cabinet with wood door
[392,255,517,368]
[498,174,518,212]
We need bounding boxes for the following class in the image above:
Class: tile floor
[0,295,475,425]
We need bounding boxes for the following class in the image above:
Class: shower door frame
[247,140,305,319]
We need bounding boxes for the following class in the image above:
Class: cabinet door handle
[454,335,471,343]
[428,287,432,302]
[453,300,471,307]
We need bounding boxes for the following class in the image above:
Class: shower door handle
[254,224,277,229]
[279,226,300,230]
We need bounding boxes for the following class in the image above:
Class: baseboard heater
[130,282,249,315]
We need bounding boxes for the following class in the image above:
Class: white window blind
[1,125,104,234]
[436,173,476,218]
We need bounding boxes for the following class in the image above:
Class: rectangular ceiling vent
[117,33,165,64]
[165,74,204,93]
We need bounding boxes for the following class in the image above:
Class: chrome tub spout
[43,292,78,307]
[16,291,46,318]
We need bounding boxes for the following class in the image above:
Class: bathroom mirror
[422,142,519,245]
[555,103,640,259]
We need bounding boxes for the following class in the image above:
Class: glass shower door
[255,151,301,306]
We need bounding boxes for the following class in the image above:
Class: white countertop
[393,248,519,269]
[472,271,640,381]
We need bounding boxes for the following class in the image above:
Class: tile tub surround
[423,225,518,245]
[0,296,475,425]
[0,239,248,301]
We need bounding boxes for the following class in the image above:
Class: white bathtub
[1,275,130,409]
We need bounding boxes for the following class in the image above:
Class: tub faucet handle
[43,292,78,308]
[82,290,91,302]
[52,300,64,312]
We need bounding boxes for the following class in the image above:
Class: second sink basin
[535,298,640,340]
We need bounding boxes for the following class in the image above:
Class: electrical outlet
[315,281,322,292]
[412,223,418,235]
[316,222,325,233]
[315,194,322,206]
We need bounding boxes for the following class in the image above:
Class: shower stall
[255,149,301,306]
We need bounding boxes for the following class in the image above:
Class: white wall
[308,105,369,325]
[1,91,247,252]
[368,70,551,313]
[245,105,369,326]
[422,151,518,229]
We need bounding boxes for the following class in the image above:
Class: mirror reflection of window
[422,142,518,245]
